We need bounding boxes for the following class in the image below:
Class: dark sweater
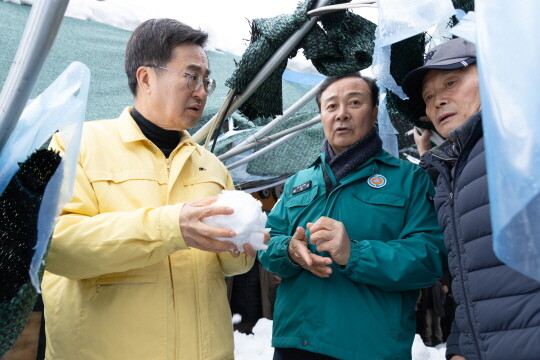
[131,108,180,158]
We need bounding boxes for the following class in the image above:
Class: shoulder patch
[292,180,312,195]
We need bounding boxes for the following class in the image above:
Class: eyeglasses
[146,65,216,95]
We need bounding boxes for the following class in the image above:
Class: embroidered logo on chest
[367,174,387,189]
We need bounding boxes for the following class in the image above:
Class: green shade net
[225,0,376,120]
[0,149,61,356]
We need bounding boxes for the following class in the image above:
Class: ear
[371,106,379,124]
[136,66,152,95]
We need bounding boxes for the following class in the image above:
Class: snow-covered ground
[234,318,447,360]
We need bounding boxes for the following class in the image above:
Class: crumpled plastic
[376,0,456,48]
[203,190,269,251]
[0,61,90,289]
[459,1,540,281]
[377,92,399,157]
[373,0,456,99]
[371,0,455,156]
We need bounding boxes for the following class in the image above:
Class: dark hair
[125,18,208,96]
[315,73,379,110]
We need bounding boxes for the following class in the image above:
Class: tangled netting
[226,0,474,154]
[226,0,376,120]
[0,149,61,356]
[386,0,475,134]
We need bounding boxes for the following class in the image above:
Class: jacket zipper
[95,281,154,293]
[449,168,482,358]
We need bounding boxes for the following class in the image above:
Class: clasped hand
[288,217,351,278]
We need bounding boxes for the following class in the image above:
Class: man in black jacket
[402,38,540,360]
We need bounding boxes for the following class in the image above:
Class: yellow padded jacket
[42,107,253,360]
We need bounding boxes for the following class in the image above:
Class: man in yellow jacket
[42,19,256,360]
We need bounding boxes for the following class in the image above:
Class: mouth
[438,113,456,124]
[335,127,350,134]
[186,104,202,114]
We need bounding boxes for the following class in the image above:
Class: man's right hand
[288,227,333,278]
[179,197,237,253]
[450,356,466,360]
[412,126,432,157]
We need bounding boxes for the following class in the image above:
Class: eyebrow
[322,91,367,103]
[186,64,211,76]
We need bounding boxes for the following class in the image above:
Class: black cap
[401,38,476,104]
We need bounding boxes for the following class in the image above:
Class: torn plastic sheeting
[377,92,398,158]
[377,0,455,47]
[372,42,407,99]
[449,11,476,42]
[0,62,90,290]
[475,0,540,281]
[32,62,89,290]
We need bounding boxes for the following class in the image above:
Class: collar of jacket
[311,148,401,173]
[429,111,482,162]
[116,107,201,156]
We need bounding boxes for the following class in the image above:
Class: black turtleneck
[131,108,181,158]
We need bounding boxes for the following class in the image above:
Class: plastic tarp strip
[0,62,90,290]
[458,1,540,281]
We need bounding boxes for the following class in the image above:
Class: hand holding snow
[203,190,268,251]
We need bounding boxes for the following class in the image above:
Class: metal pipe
[307,0,377,17]
[219,82,322,160]
[236,81,322,147]
[0,0,70,153]
[192,0,331,143]
[220,115,320,161]
[226,115,320,170]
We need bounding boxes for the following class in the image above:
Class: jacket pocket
[181,173,228,199]
[353,191,406,207]
[284,186,320,208]
[94,274,158,293]
[348,191,407,239]
[86,170,164,211]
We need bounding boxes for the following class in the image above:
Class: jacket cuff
[338,239,366,275]
[159,203,188,252]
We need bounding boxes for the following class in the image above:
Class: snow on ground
[234,318,447,360]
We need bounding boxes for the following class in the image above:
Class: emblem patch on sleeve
[292,180,312,195]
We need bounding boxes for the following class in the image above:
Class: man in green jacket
[259,73,445,360]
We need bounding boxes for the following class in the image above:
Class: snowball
[203,190,268,251]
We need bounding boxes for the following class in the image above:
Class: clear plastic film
[372,0,456,100]
[0,62,90,290]
[371,0,455,154]
[377,91,398,157]
[376,0,455,47]
[473,1,540,281]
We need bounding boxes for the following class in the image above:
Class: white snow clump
[203,190,268,251]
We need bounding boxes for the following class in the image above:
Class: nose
[192,84,208,99]
[434,93,448,108]
[336,108,350,121]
